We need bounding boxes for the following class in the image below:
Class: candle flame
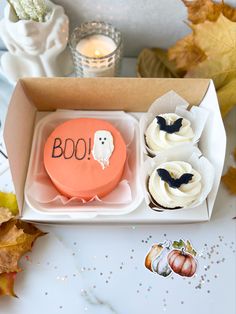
[94,49,102,57]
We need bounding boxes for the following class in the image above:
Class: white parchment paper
[140,90,209,156]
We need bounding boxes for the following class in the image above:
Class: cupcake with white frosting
[148,161,202,209]
[145,113,194,154]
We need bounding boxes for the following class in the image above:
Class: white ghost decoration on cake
[92,130,114,169]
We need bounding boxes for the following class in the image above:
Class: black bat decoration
[157,168,193,188]
[156,116,183,134]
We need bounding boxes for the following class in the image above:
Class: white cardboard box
[4,78,226,223]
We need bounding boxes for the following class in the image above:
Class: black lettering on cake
[88,138,91,160]
[64,138,75,159]
[75,138,87,160]
[51,137,92,160]
[52,138,63,158]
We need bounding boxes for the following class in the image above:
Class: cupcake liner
[141,144,215,211]
[140,90,209,156]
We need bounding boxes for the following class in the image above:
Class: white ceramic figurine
[0,0,73,83]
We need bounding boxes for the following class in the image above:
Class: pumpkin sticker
[145,239,198,278]
[145,241,172,277]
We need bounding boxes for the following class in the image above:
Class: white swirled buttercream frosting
[145,113,194,153]
[148,161,202,208]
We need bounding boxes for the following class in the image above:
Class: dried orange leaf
[222,2,236,22]
[166,2,236,117]
[137,48,179,78]
[168,34,206,71]
[0,220,45,297]
[222,167,236,194]
[182,0,236,24]
[0,219,45,274]
[0,272,17,297]
[182,0,221,24]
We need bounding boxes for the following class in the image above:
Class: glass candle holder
[69,21,123,78]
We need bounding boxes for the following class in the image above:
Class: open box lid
[3,78,226,223]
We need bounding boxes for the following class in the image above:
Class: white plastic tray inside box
[3,78,226,223]
[24,110,143,218]
[139,91,214,212]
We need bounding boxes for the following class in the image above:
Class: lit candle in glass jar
[76,34,117,58]
[70,22,123,77]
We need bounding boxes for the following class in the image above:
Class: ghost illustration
[92,130,114,169]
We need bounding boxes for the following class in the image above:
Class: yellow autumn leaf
[217,79,236,117]
[185,50,236,89]
[0,207,14,225]
[0,192,18,216]
[0,219,45,274]
[176,50,236,116]
[137,1,236,117]
[0,272,17,297]
[0,219,45,297]
[222,167,236,194]
[182,0,236,24]
[137,48,180,78]
[192,14,236,57]
[0,220,24,273]
[168,34,206,71]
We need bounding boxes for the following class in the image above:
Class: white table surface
[0,58,235,314]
